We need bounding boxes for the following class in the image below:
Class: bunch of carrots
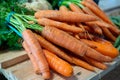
[5,0,119,79]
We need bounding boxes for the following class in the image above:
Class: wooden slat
[0,50,29,68]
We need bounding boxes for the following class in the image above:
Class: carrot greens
[0,0,34,50]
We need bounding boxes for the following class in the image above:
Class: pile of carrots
[21,0,120,79]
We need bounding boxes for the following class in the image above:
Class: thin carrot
[37,18,84,33]
[41,26,112,62]
[22,29,50,79]
[84,56,108,70]
[22,41,41,74]
[35,10,98,22]
[71,56,95,71]
[34,33,74,64]
[81,39,119,58]
[43,49,73,77]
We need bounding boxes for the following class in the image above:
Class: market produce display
[0,0,120,79]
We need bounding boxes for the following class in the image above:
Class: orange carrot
[81,39,119,58]
[22,41,41,74]
[35,10,98,22]
[22,29,50,79]
[43,49,73,77]
[72,56,95,71]
[34,33,74,64]
[84,57,107,70]
[37,18,84,33]
[41,26,112,62]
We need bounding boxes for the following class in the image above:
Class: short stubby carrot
[37,18,84,33]
[35,10,98,23]
[22,29,50,79]
[41,26,112,62]
[43,49,73,77]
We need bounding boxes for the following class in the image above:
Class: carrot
[71,56,95,71]
[22,41,41,74]
[35,10,98,22]
[37,18,84,33]
[43,49,73,77]
[81,0,120,35]
[81,39,119,58]
[22,29,50,79]
[84,57,107,70]
[41,26,112,62]
[34,33,74,64]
